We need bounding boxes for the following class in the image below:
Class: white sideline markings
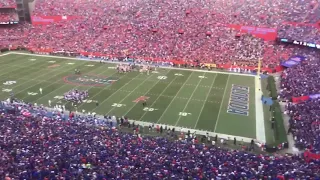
[5,52,256,77]
[255,76,266,143]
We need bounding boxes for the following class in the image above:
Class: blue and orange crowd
[0,0,320,178]
[0,101,319,179]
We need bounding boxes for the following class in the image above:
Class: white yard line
[193,74,218,129]
[255,76,266,143]
[79,72,144,112]
[104,73,157,115]
[138,74,179,121]
[0,61,83,97]
[156,72,195,123]
[0,56,45,83]
[123,70,172,116]
[174,72,206,126]
[0,53,10,57]
[213,74,230,132]
[7,52,256,77]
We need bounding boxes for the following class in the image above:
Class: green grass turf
[0,53,259,139]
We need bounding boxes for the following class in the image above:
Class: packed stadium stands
[0,0,16,8]
[285,99,320,153]
[0,11,18,22]
[0,0,318,68]
[0,0,320,178]
[0,100,319,179]
[280,49,320,98]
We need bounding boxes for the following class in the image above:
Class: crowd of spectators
[278,24,320,43]
[0,100,319,179]
[285,99,320,153]
[0,0,16,8]
[0,0,317,68]
[0,11,18,22]
[280,48,320,98]
[280,46,320,154]
[0,0,320,176]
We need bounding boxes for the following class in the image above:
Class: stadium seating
[0,0,320,177]
[0,100,319,179]
[280,48,320,98]
[0,0,16,8]
[0,12,18,22]
[0,0,317,67]
[285,99,320,153]
[279,47,320,154]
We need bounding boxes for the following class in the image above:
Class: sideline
[5,52,256,77]
[255,76,266,143]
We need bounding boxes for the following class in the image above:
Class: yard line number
[27,92,38,96]
[143,107,158,111]
[83,100,98,103]
[111,103,126,107]
[2,88,12,92]
[198,76,207,79]
[157,76,167,80]
[179,112,192,116]
[174,73,184,76]
[3,81,16,85]
[54,96,64,99]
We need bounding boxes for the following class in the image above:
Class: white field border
[0,52,264,143]
[255,76,266,143]
[6,52,256,77]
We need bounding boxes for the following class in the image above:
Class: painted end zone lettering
[227,84,250,116]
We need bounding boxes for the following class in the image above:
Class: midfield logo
[63,74,118,87]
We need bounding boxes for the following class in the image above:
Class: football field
[0,52,266,142]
